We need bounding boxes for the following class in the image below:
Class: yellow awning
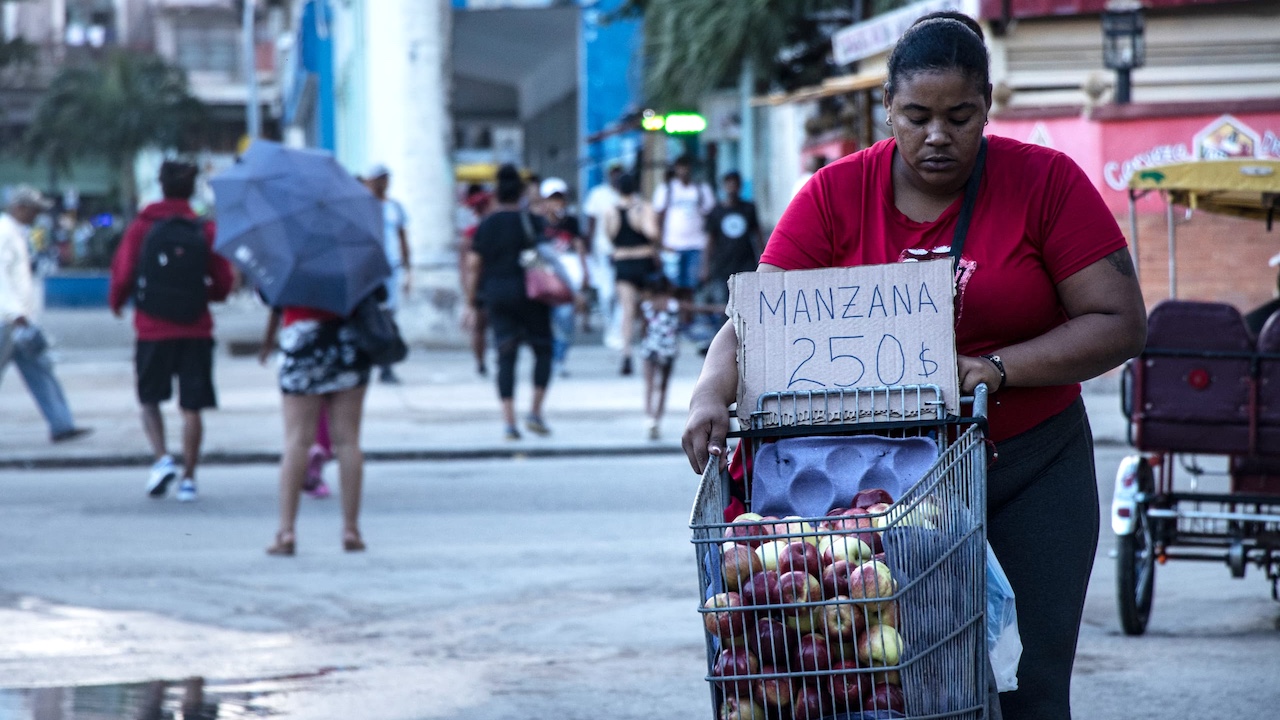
[454,163,531,184]
[1129,160,1280,222]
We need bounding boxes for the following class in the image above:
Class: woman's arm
[681,263,785,473]
[957,248,1147,393]
[258,308,282,366]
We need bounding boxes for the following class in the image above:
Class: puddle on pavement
[0,669,347,719]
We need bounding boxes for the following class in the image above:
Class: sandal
[343,530,366,553]
[266,531,296,556]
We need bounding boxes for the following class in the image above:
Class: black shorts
[135,338,217,410]
[614,257,660,288]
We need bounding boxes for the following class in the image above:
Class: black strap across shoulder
[950,137,987,263]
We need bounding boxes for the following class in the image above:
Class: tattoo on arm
[1105,249,1136,278]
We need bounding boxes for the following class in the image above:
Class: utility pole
[242,0,260,138]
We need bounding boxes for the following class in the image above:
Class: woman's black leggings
[488,300,553,400]
[987,398,1098,720]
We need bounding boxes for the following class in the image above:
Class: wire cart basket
[690,384,992,720]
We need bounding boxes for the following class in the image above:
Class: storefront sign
[832,0,960,66]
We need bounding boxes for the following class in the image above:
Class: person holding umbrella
[212,141,391,555]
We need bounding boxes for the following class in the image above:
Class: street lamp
[1101,2,1146,104]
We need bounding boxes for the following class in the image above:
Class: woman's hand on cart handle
[683,390,731,474]
[958,355,1004,395]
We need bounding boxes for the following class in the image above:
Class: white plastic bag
[987,542,1022,692]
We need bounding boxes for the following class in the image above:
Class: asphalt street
[1,449,1278,719]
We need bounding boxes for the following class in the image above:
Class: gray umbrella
[210,140,390,316]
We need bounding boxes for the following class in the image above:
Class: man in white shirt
[653,155,715,297]
[365,164,409,384]
[0,186,91,443]
[582,164,623,348]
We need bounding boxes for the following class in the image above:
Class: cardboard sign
[728,260,959,426]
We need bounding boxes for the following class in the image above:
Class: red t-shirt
[761,135,1127,442]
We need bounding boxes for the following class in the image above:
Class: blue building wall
[581,0,642,192]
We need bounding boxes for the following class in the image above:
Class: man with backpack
[109,161,234,502]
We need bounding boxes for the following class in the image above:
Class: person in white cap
[364,164,410,384]
[0,186,92,443]
[538,177,589,377]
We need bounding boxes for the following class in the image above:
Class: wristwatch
[981,354,1007,392]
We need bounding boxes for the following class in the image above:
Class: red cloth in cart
[761,135,1128,443]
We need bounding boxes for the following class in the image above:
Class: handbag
[349,292,408,366]
[518,212,575,306]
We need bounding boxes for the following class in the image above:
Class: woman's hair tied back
[886,11,990,100]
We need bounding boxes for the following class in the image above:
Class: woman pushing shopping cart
[680,13,1146,720]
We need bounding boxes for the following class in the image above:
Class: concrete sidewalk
[0,304,1131,469]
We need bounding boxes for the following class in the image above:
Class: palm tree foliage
[625,0,914,108]
[21,50,205,211]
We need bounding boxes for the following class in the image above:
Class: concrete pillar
[364,0,457,343]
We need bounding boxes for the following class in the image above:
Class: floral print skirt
[278,319,371,396]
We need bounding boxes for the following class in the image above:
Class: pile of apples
[702,488,909,720]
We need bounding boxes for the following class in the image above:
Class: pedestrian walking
[698,170,762,350]
[264,299,372,555]
[605,173,660,376]
[538,177,589,378]
[682,13,1147,719]
[109,161,234,501]
[639,276,681,441]
[464,164,555,440]
[0,186,92,444]
[210,140,386,556]
[364,164,410,385]
[583,164,624,347]
[457,185,493,376]
[653,155,714,301]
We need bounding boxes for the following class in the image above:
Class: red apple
[753,666,793,708]
[865,600,899,629]
[754,540,790,573]
[784,609,817,634]
[726,512,769,548]
[865,502,893,529]
[821,559,856,599]
[712,647,760,694]
[845,560,896,607]
[857,623,904,666]
[777,541,823,577]
[740,570,782,608]
[722,543,764,592]
[820,595,865,641]
[757,515,783,540]
[777,571,821,610]
[703,592,749,639]
[852,488,894,508]
[863,683,906,714]
[791,683,837,720]
[780,516,819,546]
[745,617,793,667]
[829,659,869,708]
[795,633,831,672]
[818,534,872,567]
[719,697,767,720]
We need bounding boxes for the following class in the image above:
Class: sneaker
[305,480,332,499]
[504,425,522,441]
[620,356,633,376]
[648,420,660,441]
[146,455,178,498]
[176,478,198,503]
[525,415,551,436]
[303,445,328,492]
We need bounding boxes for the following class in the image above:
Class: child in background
[641,276,726,439]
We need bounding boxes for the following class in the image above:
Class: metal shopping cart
[690,384,993,720]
